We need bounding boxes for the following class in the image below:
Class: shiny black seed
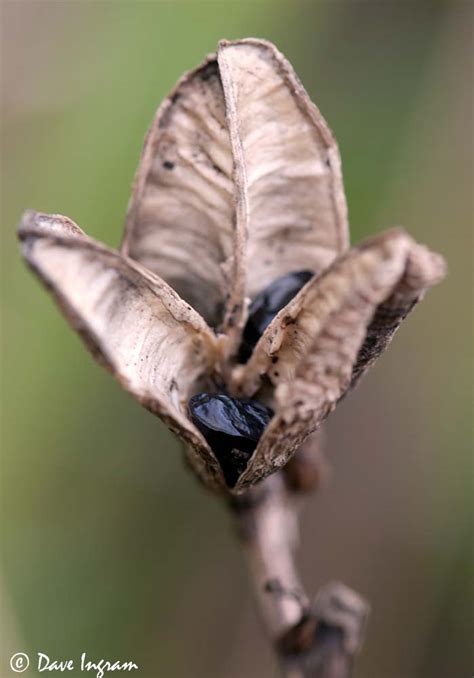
[239,270,314,362]
[188,393,273,487]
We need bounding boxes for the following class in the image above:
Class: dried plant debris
[19,38,446,493]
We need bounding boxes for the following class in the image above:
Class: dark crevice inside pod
[238,270,315,363]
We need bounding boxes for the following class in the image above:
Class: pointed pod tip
[407,243,448,288]
[17,210,85,242]
[217,37,277,56]
[431,251,448,281]
[353,228,411,268]
[18,209,40,240]
[372,228,447,287]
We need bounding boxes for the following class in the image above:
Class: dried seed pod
[18,210,225,490]
[18,39,446,494]
[232,229,445,491]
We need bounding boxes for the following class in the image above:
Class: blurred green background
[1,1,472,677]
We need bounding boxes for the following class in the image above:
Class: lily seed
[188,393,273,487]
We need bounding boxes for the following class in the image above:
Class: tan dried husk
[19,39,446,494]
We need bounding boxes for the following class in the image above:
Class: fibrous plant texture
[19,39,446,677]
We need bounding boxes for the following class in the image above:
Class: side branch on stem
[229,439,369,678]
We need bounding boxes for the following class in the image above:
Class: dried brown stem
[229,467,369,678]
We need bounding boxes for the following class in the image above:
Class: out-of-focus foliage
[1,2,472,677]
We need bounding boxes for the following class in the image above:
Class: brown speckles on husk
[19,210,226,491]
[18,40,445,496]
[18,38,446,678]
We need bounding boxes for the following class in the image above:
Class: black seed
[238,270,314,362]
[188,393,273,487]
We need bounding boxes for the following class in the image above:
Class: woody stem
[229,472,368,678]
